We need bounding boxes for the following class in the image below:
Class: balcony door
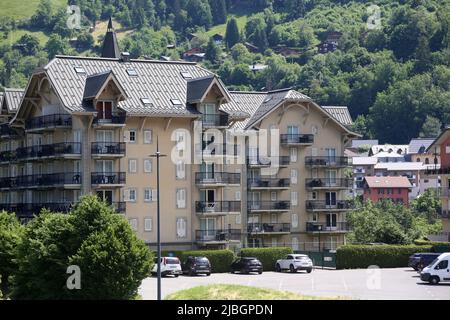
[97,190,113,205]
[200,218,216,240]
[96,160,113,174]
[96,130,114,153]
[200,189,216,212]
[287,126,299,142]
[326,213,337,230]
[96,101,113,121]
[325,192,337,208]
[201,103,216,126]
[326,170,337,186]
[249,192,261,210]
[326,148,336,164]
[201,162,215,180]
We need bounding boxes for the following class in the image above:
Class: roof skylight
[74,66,86,74]
[127,68,138,76]
[141,98,153,106]
[180,71,192,79]
[171,99,182,105]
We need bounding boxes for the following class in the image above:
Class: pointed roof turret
[101,17,120,59]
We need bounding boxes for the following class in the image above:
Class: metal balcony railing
[195,172,241,185]
[198,142,239,156]
[425,167,450,175]
[305,156,349,167]
[26,114,72,130]
[248,178,290,188]
[91,172,126,185]
[91,142,126,155]
[305,178,352,189]
[201,113,229,127]
[247,201,291,211]
[0,202,73,216]
[280,134,314,144]
[0,124,19,137]
[305,200,353,211]
[195,229,241,242]
[195,201,241,214]
[247,156,290,166]
[306,222,350,232]
[15,142,82,160]
[93,113,126,125]
[113,202,126,213]
[8,173,82,188]
[247,223,291,234]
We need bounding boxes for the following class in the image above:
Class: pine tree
[206,37,221,64]
[209,0,227,25]
[225,17,240,49]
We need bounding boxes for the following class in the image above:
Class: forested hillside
[0,0,449,143]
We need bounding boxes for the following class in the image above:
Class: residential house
[182,48,205,62]
[363,176,412,206]
[212,34,224,45]
[407,138,439,167]
[352,156,377,196]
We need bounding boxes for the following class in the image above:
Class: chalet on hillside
[212,33,224,44]
[244,42,259,53]
[182,47,206,62]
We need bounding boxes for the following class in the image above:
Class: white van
[420,253,450,285]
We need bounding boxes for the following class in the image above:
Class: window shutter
[291,191,298,206]
[175,131,185,151]
[144,218,152,231]
[290,148,297,162]
[292,237,299,251]
[129,219,138,231]
[144,159,152,173]
[291,213,298,228]
[235,191,241,201]
[176,161,185,179]
[129,159,137,173]
[235,214,242,224]
[177,189,186,208]
[144,130,152,144]
[124,189,130,202]
[291,169,298,184]
[124,130,129,143]
[176,218,187,238]
[151,189,157,202]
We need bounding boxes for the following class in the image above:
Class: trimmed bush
[240,247,293,271]
[414,240,450,252]
[336,245,433,269]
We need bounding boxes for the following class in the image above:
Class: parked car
[275,254,313,273]
[230,257,263,274]
[420,252,450,285]
[151,257,182,277]
[182,256,211,276]
[408,253,441,271]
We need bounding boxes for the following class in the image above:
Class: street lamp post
[317,224,323,270]
[150,136,166,301]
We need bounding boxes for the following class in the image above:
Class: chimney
[121,52,130,62]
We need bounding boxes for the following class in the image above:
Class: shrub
[414,240,450,253]
[179,250,236,274]
[11,196,152,299]
[240,247,293,271]
[336,245,433,269]
[0,212,25,298]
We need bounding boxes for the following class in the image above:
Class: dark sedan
[230,257,263,274]
[408,253,441,271]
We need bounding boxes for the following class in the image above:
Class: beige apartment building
[0,23,359,251]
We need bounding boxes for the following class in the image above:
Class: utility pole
[150,136,166,300]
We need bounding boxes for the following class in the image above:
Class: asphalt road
[138,268,450,300]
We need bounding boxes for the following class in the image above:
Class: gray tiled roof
[408,138,435,154]
[351,140,379,148]
[222,92,267,129]
[322,106,353,126]
[3,88,24,113]
[244,89,311,129]
[44,56,212,116]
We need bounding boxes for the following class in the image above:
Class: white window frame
[175,161,186,180]
[144,159,152,173]
[176,188,187,209]
[291,213,299,228]
[176,217,187,238]
[291,169,298,185]
[290,147,297,163]
[129,218,138,231]
[144,188,152,202]
[128,129,137,144]
[291,191,298,206]
[125,188,137,202]
[235,191,241,201]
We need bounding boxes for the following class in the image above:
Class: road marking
[311,277,315,290]
[278,280,283,291]
[342,277,348,291]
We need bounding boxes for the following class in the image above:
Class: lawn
[165,284,345,300]
[0,29,50,46]
[205,7,258,37]
[0,0,67,19]
[91,19,135,45]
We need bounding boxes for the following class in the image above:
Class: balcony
[305,156,349,167]
[305,200,353,211]
[248,178,290,190]
[195,229,241,243]
[113,201,126,213]
[248,223,291,235]
[306,222,350,233]
[91,142,126,158]
[0,150,18,163]
[305,178,352,190]
[197,142,239,157]
[91,172,126,187]
[15,142,82,161]
[93,113,126,127]
[247,201,291,212]
[26,114,72,132]
[201,113,229,128]
[195,201,241,215]
[425,167,450,175]
[247,156,290,167]
[439,210,450,219]
[280,134,314,145]
[0,202,73,216]
[0,124,19,139]
[195,172,241,187]
[0,173,82,189]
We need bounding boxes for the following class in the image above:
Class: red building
[363,176,412,206]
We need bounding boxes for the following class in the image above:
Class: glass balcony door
[96,101,113,122]
[200,218,216,240]
[325,192,337,208]
[326,213,337,230]
[97,190,113,205]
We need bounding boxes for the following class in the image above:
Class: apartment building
[0,22,359,251]
[363,176,412,206]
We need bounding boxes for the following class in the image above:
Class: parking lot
[139,268,450,300]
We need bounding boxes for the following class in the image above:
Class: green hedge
[154,249,236,273]
[336,245,434,269]
[414,240,450,252]
[240,247,293,271]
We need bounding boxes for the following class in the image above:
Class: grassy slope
[0,0,66,19]
[165,284,345,300]
[206,7,258,37]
